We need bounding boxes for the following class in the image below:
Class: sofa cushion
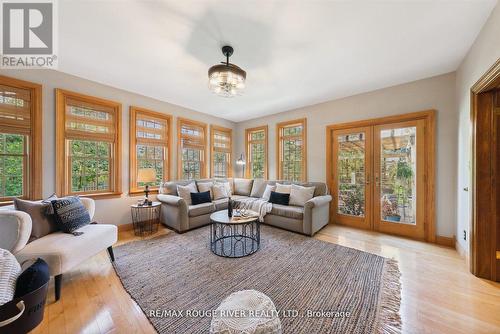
[160,180,194,195]
[177,182,198,205]
[270,204,304,220]
[191,191,211,205]
[233,178,254,196]
[250,179,267,198]
[51,197,91,234]
[289,184,316,207]
[188,202,215,217]
[15,224,118,276]
[213,183,229,200]
[14,258,49,298]
[213,198,228,211]
[0,249,21,306]
[197,181,214,199]
[14,198,58,242]
[269,191,290,205]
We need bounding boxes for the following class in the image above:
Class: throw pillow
[0,249,21,306]
[191,191,212,205]
[213,183,229,200]
[197,182,214,199]
[216,181,232,197]
[14,258,49,298]
[289,184,316,207]
[177,182,198,205]
[269,191,290,206]
[14,198,58,242]
[250,179,267,198]
[51,196,91,234]
[275,183,292,194]
[261,184,276,201]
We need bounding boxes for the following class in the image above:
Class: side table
[130,202,161,236]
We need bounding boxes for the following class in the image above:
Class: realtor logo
[1,0,57,68]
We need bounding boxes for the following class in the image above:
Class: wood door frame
[330,126,373,230]
[326,109,436,242]
[470,58,500,280]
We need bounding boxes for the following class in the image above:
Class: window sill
[77,192,123,200]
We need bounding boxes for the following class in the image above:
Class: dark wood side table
[130,202,161,237]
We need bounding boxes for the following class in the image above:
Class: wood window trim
[325,109,436,243]
[276,118,307,181]
[129,106,172,196]
[177,117,208,179]
[0,75,42,204]
[210,124,232,178]
[55,89,122,199]
[245,125,268,179]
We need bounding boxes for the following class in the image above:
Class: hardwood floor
[32,224,500,334]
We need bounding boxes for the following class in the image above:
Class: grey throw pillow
[14,198,58,242]
[51,196,91,235]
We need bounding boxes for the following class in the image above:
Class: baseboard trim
[435,235,455,248]
[118,223,134,232]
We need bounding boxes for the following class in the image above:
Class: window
[245,126,268,179]
[0,76,42,202]
[177,118,207,180]
[210,125,232,178]
[277,118,307,181]
[129,107,171,194]
[56,89,122,198]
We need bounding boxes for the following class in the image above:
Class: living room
[0,1,499,333]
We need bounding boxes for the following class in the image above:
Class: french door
[328,112,433,240]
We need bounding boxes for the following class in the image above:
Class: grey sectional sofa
[157,178,332,236]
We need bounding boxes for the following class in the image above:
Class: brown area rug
[113,225,401,334]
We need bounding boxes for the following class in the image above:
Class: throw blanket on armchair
[233,198,272,222]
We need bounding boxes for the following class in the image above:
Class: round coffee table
[210,210,260,258]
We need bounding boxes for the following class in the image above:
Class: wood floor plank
[31,224,500,334]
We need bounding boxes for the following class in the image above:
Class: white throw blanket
[233,198,272,222]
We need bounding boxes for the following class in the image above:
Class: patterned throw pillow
[0,249,21,306]
[51,196,91,235]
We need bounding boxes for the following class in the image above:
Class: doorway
[471,59,500,281]
[326,111,435,241]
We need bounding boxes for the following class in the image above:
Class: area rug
[113,225,401,333]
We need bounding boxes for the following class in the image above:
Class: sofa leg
[107,246,115,262]
[55,274,62,301]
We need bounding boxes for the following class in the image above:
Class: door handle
[366,174,370,185]
[375,174,380,187]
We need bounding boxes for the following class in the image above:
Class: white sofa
[0,198,117,301]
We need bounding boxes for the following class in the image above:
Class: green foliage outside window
[0,133,25,197]
[70,140,111,193]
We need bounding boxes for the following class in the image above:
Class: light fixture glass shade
[208,63,246,97]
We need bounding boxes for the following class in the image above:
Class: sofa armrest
[303,195,332,236]
[157,194,186,207]
[0,210,32,254]
[80,197,95,220]
[304,195,332,209]
[157,195,189,232]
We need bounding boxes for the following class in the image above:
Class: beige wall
[0,69,235,226]
[235,72,457,237]
[455,2,500,256]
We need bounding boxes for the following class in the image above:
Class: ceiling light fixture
[208,45,246,97]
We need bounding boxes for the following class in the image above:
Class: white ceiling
[58,0,497,122]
